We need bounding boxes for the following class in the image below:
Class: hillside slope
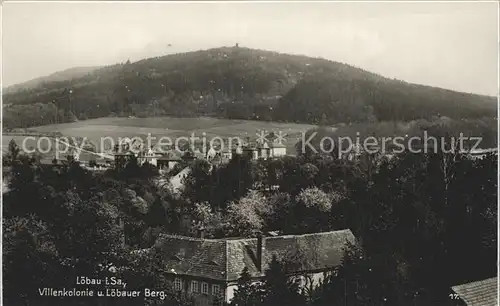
[275,73,496,124]
[3,46,496,129]
[3,66,100,95]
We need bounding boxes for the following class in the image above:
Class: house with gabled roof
[137,147,159,166]
[451,277,498,306]
[156,150,183,171]
[150,229,357,306]
[230,140,287,161]
[269,141,286,158]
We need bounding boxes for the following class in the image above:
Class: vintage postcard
[1,1,498,306]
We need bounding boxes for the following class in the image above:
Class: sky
[2,1,499,96]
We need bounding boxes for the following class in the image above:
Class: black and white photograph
[1,1,499,306]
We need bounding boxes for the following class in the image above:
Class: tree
[3,215,60,305]
[266,192,292,231]
[140,161,160,179]
[2,186,126,305]
[311,241,410,306]
[183,159,213,203]
[299,163,319,187]
[4,139,20,166]
[295,187,332,213]
[214,154,255,205]
[147,197,167,227]
[224,190,269,237]
[261,256,305,306]
[231,267,263,306]
[2,149,194,304]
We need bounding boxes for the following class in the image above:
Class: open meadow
[3,116,319,156]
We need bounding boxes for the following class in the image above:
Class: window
[174,278,182,291]
[191,280,199,293]
[201,282,209,294]
[212,284,221,296]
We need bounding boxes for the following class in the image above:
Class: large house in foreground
[150,229,356,306]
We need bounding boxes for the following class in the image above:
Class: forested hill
[3,66,100,95]
[3,46,496,129]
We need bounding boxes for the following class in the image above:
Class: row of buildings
[112,138,288,170]
[41,133,498,172]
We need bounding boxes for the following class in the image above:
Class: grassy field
[2,135,49,153]
[1,134,108,162]
[3,117,319,156]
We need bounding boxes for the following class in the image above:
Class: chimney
[257,233,265,272]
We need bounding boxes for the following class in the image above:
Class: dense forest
[296,117,498,152]
[3,46,496,129]
[3,135,497,306]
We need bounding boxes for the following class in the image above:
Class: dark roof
[157,151,182,161]
[452,277,498,306]
[153,229,356,282]
[255,142,270,149]
[77,152,110,162]
[242,146,257,151]
[139,156,158,160]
